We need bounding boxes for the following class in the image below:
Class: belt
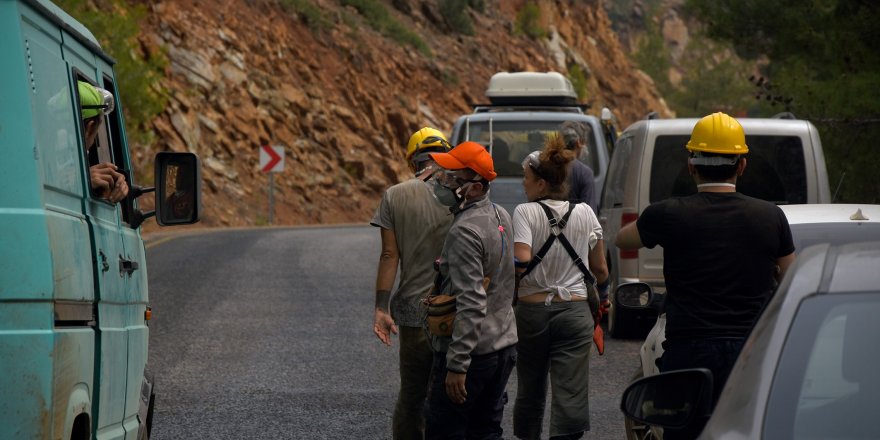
[517,292,587,304]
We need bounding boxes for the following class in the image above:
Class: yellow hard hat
[686,112,749,155]
[406,127,450,160]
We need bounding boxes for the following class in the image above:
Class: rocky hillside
[134,0,670,229]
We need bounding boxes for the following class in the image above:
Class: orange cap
[430,141,497,181]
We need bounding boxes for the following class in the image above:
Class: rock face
[136,0,670,229]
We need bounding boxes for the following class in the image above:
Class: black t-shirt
[637,192,795,340]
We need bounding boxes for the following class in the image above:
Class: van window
[101,76,132,223]
[602,135,634,208]
[649,135,808,204]
[462,120,598,177]
[75,74,130,218]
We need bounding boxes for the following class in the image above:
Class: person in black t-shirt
[616,112,795,439]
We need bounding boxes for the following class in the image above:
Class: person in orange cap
[422,141,518,439]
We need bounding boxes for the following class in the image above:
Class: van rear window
[650,135,807,204]
[458,120,598,177]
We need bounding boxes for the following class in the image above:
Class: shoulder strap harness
[520,202,596,285]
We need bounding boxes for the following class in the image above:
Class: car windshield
[460,120,598,177]
[650,135,808,204]
[764,294,880,440]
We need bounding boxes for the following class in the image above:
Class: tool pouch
[425,294,457,337]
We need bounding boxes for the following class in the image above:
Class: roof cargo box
[485,72,577,106]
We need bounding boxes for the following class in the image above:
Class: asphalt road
[145,226,643,439]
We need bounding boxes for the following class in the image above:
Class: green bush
[440,0,474,35]
[279,0,330,31]
[56,0,168,146]
[468,0,486,13]
[515,1,545,39]
[567,64,588,101]
[441,68,459,86]
[341,0,431,56]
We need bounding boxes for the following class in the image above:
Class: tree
[685,0,880,202]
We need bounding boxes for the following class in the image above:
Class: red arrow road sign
[260,145,284,172]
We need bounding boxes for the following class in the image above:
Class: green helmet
[78,81,115,119]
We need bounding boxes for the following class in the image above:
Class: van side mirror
[155,152,201,226]
[127,152,201,229]
[615,282,653,309]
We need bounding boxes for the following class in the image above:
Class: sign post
[260,145,285,225]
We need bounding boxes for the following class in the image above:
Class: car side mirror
[620,368,714,430]
[155,152,201,226]
[615,282,653,309]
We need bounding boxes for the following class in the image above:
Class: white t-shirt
[513,200,603,301]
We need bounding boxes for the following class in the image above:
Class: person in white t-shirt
[511,134,609,440]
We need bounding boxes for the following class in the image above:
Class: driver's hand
[90,163,129,203]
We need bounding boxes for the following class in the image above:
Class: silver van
[450,72,617,215]
[600,116,831,338]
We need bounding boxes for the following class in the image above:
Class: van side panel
[23,5,95,301]
[637,124,666,285]
[1,3,81,439]
[807,122,831,202]
[53,330,96,438]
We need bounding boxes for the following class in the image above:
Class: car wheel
[624,369,663,440]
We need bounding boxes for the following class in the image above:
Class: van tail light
[620,213,639,259]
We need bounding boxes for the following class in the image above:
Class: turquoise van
[0,1,201,439]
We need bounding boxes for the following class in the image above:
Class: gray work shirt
[371,178,452,327]
[433,195,518,373]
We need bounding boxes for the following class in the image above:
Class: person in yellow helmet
[370,127,453,439]
[79,80,128,203]
[615,112,795,439]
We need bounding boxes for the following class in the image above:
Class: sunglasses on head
[416,136,451,151]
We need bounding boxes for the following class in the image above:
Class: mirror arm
[129,209,156,229]
[129,185,156,199]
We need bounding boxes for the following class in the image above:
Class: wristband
[375,289,391,313]
[596,280,610,301]
[514,257,530,269]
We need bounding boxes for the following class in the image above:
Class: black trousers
[659,337,745,440]
[425,345,517,440]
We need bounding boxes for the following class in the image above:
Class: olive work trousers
[513,301,593,440]
[393,326,434,440]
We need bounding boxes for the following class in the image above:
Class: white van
[600,116,831,338]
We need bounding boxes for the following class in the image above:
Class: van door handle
[119,257,139,275]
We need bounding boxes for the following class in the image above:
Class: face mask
[430,179,461,207]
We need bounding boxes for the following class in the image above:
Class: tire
[145,390,155,438]
[624,369,663,440]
